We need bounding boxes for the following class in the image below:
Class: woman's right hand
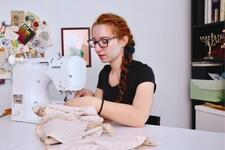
[74,88,94,98]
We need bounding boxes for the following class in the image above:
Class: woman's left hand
[65,96,101,112]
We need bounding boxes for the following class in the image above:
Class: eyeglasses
[87,37,117,48]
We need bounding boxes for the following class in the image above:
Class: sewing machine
[11,56,86,123]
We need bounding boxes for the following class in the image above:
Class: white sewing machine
[11,56,86,123]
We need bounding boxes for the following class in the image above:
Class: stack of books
[204,0,225,24]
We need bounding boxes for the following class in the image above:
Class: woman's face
[91,24,124,63]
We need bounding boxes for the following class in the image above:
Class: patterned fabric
[33,104,159,150]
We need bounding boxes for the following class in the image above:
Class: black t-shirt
[97,60,156,105]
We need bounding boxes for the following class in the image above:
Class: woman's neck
[109,58,121,87]
[110,50,123,73]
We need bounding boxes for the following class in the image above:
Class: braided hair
[92,13,135,103]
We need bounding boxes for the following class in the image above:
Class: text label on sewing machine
[13,94,23,104]
[51,66,61,69]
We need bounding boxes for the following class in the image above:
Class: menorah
[222,29,225,48]
[200,33,224,60]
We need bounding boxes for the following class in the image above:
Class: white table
[1,116,224,150]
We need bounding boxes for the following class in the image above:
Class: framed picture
[61,27,91,67]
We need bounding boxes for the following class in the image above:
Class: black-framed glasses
[87,37,117,48]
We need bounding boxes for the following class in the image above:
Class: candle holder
[200,33,224,60]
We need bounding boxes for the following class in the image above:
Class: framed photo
[61,27,91,67]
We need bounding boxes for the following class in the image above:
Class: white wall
[0,0,191,128]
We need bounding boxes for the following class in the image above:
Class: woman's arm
[66,82,154,127]
[94,88,103,99]
[100,82,154,127]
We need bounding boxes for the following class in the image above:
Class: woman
[66,13,156,127]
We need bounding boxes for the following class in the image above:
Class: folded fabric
[33,104,159,150]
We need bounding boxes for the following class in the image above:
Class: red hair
[93,13,135,102]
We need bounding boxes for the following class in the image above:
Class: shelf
[191,61,223,67]
[192,58,225,63]
[191,0,225,129]
[193,21,225,29]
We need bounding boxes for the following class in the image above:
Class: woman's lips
[98,54,106,59]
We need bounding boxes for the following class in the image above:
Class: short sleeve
[97,66,108,90]
[136,65,156,92]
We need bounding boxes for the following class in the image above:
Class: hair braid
[117,42,135,102]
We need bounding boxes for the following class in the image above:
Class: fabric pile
[33,104,159,150]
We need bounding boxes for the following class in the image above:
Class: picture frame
[61,27,91,67]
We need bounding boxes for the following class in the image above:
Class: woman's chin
[100,59,108,63]
[99,57,108,63]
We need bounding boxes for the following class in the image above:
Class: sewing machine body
[11,56,86,123]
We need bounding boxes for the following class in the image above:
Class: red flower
[33,21,39,28]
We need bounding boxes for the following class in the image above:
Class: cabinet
[191,0,225,129]
[195,105,225,132]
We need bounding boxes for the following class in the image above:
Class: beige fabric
[33,104,159,150]
[34,104,105,145]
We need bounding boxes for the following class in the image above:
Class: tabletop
[0,116,224,150]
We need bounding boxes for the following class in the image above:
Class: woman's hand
[74,88,94,98]
[65,96,101,112]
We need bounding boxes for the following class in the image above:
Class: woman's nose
[94,44,102,52]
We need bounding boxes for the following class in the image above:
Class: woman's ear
[120,35,129,47]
